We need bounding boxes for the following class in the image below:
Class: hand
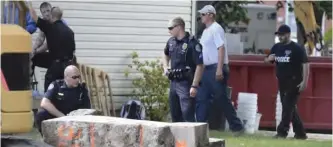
[215,69,223,81]
[267,54,275,62]
[25,1,32,8]
[297,81,307,92]
[30,50,36,59]
[190,87,197,97]
[164,67,170,76]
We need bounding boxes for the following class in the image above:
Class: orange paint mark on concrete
[90,124,95,147]
[139,125,144,147]
[57,124,83,147]
[176,140,187,147]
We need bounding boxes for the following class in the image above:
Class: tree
[196,1,253,37]
[276,1,332,52]
[211,1,251,30]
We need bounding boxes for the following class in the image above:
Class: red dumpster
[228,55,332,131]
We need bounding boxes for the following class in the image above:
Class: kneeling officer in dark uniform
[35,65,91,136]
[163,17,204,122]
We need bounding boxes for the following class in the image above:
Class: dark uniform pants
[277,77,306,136]
[35,108,56,136]
[196,64,243,131]
[169,80,195,122]
[44,60,71,92]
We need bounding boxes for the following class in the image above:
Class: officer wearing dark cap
[163,17,204,122]
[265,24,309,140]
[35,65,91,136]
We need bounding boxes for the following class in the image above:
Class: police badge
[182,43,188,53]
[285,50,291,56]
[182,43,188,50]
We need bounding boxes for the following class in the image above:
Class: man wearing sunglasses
[35,65,91,136]
[163,17,204,122]
[196,5,244,135]
[265,24,308,140]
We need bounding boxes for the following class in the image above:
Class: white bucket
[237,92,258,104]
[254,113,262,132]
[236,92,258,134]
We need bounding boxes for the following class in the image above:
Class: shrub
[124,52,170,121]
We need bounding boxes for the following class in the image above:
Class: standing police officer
[265,24,309,140]
[163,17,204,122]
[27,2,76,92]
[35,65,91,136]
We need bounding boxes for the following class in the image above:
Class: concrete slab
[42,116,175,147]
[209,138,226,147]
[170,122,209,147]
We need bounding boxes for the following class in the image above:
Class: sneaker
[232,128,245,137]
[294,134,308,140]
[273,134,287,139]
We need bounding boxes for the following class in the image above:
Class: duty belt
[167,67,193,81]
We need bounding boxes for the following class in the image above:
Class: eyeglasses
[71,75,81,79]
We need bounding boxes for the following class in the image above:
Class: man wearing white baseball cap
[196,5,244,135]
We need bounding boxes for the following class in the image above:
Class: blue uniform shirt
[45,80,91,115]
[164,32,203,71]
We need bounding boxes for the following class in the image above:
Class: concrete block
[170,122,209,147]
[42,116,175,147]
[67,109,102,116]
[209,138,225,147]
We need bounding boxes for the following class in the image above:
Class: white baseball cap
[198,5,216,15]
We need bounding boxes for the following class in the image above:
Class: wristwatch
[191,85,198,89]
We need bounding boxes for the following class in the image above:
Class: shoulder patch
[47,83,54,90]
[195,44,202,52]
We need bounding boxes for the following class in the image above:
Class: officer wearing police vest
[265,24,309,140]
[35,65,91,136]
[163,17,204,122]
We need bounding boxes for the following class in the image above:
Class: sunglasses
[168,25,178,30]
[201,13,211,16]
[71,75,81,79]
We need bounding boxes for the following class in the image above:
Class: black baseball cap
[275,24,291,35]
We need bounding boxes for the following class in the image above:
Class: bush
[324,28,332,46]
[124,52,170,121]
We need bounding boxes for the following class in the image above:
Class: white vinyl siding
[31,1,193,109]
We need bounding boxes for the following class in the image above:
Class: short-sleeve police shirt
[36,17,75,60]
[269,41,308,80]
[164,32,203,70]
[44,80,91,114]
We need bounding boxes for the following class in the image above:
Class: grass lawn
[210,131,332,147]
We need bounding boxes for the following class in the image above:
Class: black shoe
[232,128,245,137]
[294,134,308,140]
[273,134,287,139]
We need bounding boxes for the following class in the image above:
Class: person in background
[3,1,36,34]
[35,65,90,136]
[32,2,68,57]
[264,24,308,140]
[30,2,69,84]
[27,1,76,92]
[196,5,244,135]
[163,17,204,122]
